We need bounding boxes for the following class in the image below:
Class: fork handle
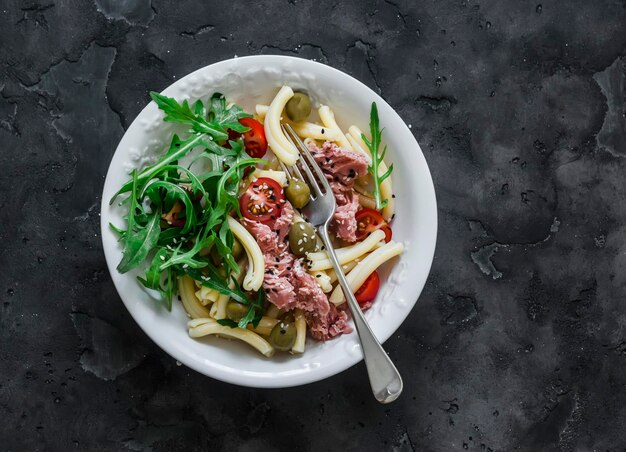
[318,228,403,404]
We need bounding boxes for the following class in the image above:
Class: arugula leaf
[159,234,214,271]
[114,90,260,315]
[208,93,252,133]
[362,102,393,210]
[117,172,162,273]
[142,180,195,233]
[150,92,229,139]
[216,319,238,328]
[138,248,168,289]
[117,211,161,273]
[238,290,265,329]
[109,222,126,240]
[183,262,248,305]
[111,133,206,203]
[163,268,176,311]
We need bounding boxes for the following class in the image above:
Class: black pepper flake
[325,157,330,163]
[333,176,339,182]
[316,274,321,278]
[286,266,291,270]
[275,257,280,262]
[348,169,356,178]
[321,128,325,134]
[392,194,396,198]
[270,215,276,220]
[321,246,325,250]
[177,296,181,301]
[391,214,396,220]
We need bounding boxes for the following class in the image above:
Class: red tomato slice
[239,117,267,158]
[239,177,285,225]
[355,208,392,243]
[355,271,380,307]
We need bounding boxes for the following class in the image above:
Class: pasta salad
[110,86,403,357]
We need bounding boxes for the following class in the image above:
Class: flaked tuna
[242,200,354,340]
[310,141,369,185]
[306,303,352,341]
[309,141,368,242]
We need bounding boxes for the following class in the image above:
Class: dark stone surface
[1,0,625,450]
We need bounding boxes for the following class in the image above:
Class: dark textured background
[1,0,626,450]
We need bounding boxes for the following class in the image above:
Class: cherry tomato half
[355,208,392,243]
[355,271,380,307]
[239,117,267,158]
[239,177,285,225]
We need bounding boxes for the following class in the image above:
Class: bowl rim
[100,54,438,388]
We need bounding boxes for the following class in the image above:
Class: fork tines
[280,124,332,197]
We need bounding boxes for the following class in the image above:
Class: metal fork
[279,124,403,404]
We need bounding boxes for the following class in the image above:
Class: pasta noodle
[264,86,299,165]
[346,133,372,165]
[188,318,275,357]
[329,241,404,304]
[179,275,211,319]
[309,270,333,293]
[307,229,386,271]
[247,316,280,336]
[292,308,306,354]
[318,105,353,151]
[357,192,377,210]
[290,121,344,142]
[196,285,220,305]
[250,169,287,186]
[326,260,359,284]
[227,216,264,291]
[210,258,247,319]
[348,125,395,221]
[255,104,269,120]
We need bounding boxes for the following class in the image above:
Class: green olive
[226,302,248,322]
[289,221,318,256]
[285,92,312,122]
[268,321,297,351]
[285,178,311,209]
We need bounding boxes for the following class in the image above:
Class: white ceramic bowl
[100,55,437,388]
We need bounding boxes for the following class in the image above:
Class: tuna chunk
[310,141,369,185]
[263,252,297,310]
[291,261,331,316]
[309,141,368,242]
[241,194,354,341]
[306,303,352,341]
[332,189,360,242]
[241,201,294,255]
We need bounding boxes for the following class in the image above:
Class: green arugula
[237,289,265,329]
[362,102,393,210]
[116,171,162,273]
[150,92,250,139]
[111,92,259,313]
